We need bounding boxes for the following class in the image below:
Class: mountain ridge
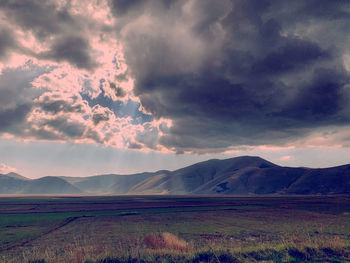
[0,156,349,195]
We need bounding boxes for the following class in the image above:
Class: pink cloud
[12,88,172,151]
[279,155,294,161]
[0,0,275,155]
[0,163,17,174]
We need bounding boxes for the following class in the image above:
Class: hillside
[21,177,82,194]
[0,174,81,194]
[0,156,349,195]
[131,156,349,195]
[61,172,156,194]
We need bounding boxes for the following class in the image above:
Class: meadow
[0,195,349,263]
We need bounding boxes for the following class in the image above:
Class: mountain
[4,172,30,180]
[0,174,81,194]
[131,156,349,195]
[0,156,349,195]
[21,177,82,194]
[0,174,28,194]
[129,156,284,194]
[129,156,277,194]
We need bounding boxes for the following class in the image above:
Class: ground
[0,195,349,262]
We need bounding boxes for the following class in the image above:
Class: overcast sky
[1,0,350,178]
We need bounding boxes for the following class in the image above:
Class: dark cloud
[92,105,111,125]
[127,141,143,149]
[0,0,96,70]
[280,68,348,123]
[21,93,105,143]
[114,0,350,152]
[0,27,16,60]
[0,65,48,110]
[109,82,126,98]
[0,0,75,39]
[135,123,159,149]
[0,104,31,132]
[39,36,96,70]
[44,117,86,138]
[0,65,51,135]
[109,0,143,16]
[35,93,88,115]
[250,39,330,75]
[109,0,175,16]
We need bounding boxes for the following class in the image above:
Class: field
[0,195,349,263]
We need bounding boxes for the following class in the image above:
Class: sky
[1,0,350,178]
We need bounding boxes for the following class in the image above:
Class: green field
[0,195,349,262]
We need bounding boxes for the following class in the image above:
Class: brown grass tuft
[319,236,345,250]
[143,232,189,252]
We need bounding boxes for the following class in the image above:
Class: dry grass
[1,231,349,263]
[278,233,346,252]
[0,196,349,262]
[143,232,190,252]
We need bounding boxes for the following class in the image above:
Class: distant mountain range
[1,156,349,195]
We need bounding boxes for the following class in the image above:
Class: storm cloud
[109,0,350,152]
[38,35,97,70]
[0,0,96,70]
[0,0,76,38]
[0,0,350,153]
[0,27,16,61]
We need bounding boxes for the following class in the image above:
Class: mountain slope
[129,156,350,195]
[65,172,159,194]
[285,165,350,194]
[108,172,166,194]
[129,156,279,194]
[5,172,30,180]
[21,177,82,194]
[0,174,28,194]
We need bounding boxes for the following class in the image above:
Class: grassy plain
[0,195,349,262]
